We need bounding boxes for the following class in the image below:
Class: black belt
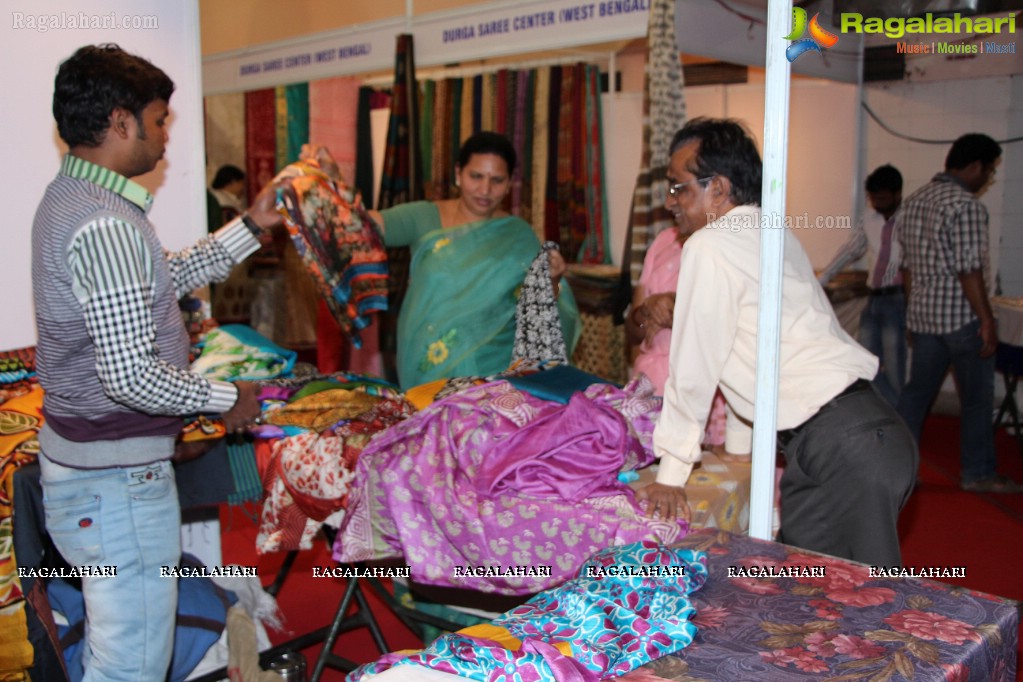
[870,286,902,296]
[777,379,873,448]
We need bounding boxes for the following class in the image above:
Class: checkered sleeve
[165,216,261,298]
[949,200,989,274]
[69,219,218,415]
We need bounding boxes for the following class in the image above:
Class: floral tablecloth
[626,528,1018,681]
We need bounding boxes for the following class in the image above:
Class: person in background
[209,163,247,224]
[819,164,906,406]
[639,117,917,566]
[303,132,580,389]
[31,44,276,680]
[897,133,1022,494]
[626,224,749,459]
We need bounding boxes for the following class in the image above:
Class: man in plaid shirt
[896,133,1021,494]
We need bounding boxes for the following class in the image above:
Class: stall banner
[201,0,650,96]
[413,0,650,65]
[203,18,404,95]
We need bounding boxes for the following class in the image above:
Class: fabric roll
[460,76,475,145]
[582,65,609,264]
[472,74,483,133]
[480,72,496,131]
[495,69,509,135]
[274,86,289,172]
[543,66,561,245]
[510,70,529,218]
[379,33,423,383]
[438,78,454,199]
[626,0,687,285]
[378,33,423,209]
[354,86,378,209]
[531,67,550,245]
[419,79,435,192]
[309,76,361,184]
[283,83,309,168]
[449,77,464,170]
[448,78,464,193]
[555,65,581,258]
[430,78,448,200]
[244,89,277,206]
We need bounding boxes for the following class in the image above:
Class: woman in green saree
[305,132,579,389]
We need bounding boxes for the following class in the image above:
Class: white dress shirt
[653,205,879,487]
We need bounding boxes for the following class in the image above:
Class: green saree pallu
[397,215,579,389]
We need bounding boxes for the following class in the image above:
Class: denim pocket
[127,465,175,502]
[44,493,105,565]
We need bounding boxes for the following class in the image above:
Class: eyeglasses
[667,176,715,197]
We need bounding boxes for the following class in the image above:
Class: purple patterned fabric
[624,529,1019,682]
[476,392,635,501]
[334,376,686,594]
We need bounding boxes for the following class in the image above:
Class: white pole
[749,0,792,541]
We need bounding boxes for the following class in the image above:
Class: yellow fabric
[402,379,447,411]
[459,623,574,657]
[267,388,382,431]
[0,387,41,679]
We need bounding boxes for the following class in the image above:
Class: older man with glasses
[637,117,918,567]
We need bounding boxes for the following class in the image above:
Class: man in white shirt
[818,165,906,406]
[638,118,917,565]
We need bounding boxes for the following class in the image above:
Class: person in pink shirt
[626,226,747,457]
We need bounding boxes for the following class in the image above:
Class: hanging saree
[382,202,579,389]
[275,162,389,347]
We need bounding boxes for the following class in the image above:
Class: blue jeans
[897,320,997,484]
[859,290,907,407]
[39,453,181,682]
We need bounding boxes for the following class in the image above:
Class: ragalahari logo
[784,7,840,61]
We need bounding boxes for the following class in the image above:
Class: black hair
[211,164,246,189]
[945,133,1001,170]
[456,131,517,176]
[53,44,175,148]
[865,164,903,193]
[668,117,762,206]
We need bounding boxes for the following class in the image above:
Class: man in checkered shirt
[896,133,1021,494]
[31,45,278,680]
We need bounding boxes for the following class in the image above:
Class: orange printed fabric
[275,161,389,349]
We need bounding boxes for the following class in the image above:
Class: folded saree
[334,375,685,594]
[251,374,414,553]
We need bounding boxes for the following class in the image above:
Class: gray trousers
[776,384,918,566]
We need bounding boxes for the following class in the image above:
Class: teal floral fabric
[349,541,708,681]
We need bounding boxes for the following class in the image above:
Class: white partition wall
[1,0,206,351]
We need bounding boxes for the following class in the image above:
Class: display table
[362,528,1018,682]
[643,528,1019,681]
[633,450,766,534]
[823,270,870,339]
[993,296,1023,455]
[994,296,1023,347]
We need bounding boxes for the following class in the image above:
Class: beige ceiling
[201,0,508,56]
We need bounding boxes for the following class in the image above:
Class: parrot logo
[784,7,839,61]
